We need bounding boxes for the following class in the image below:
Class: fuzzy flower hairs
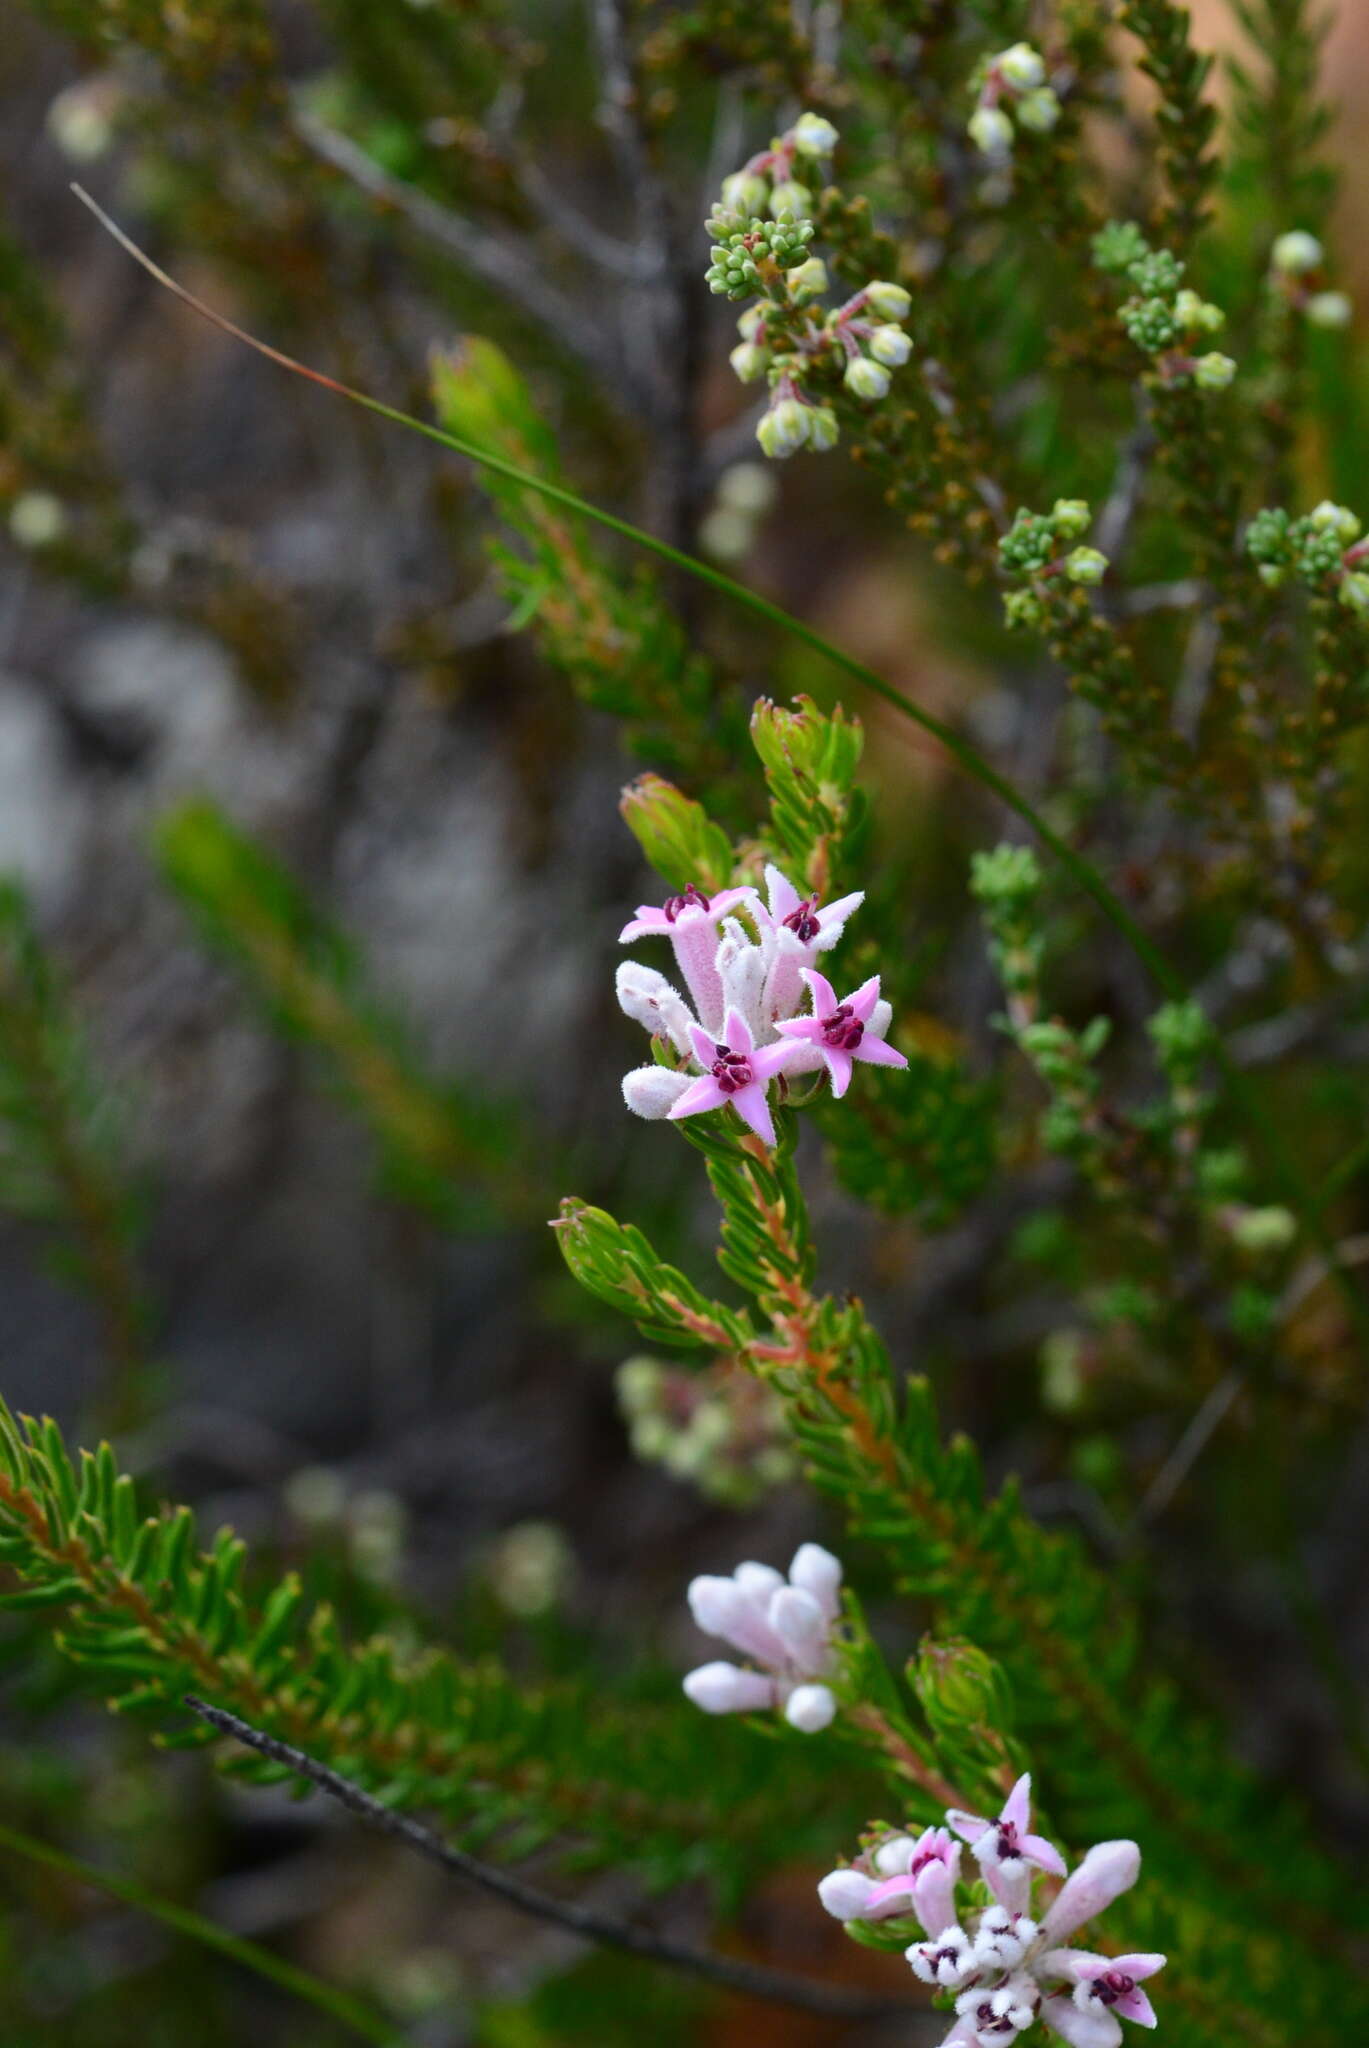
[617,864,907,1144]
[820,1777,1163,2047]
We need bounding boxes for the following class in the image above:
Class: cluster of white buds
[718,110,838,224]
[617,864,907,1145]
[1270,230,1353,330]
[743,278,915,458]
[616,1355,795,1504]
[968,44,1061,157]
[682,1543,843,1732]
[708,112,914,459]
[819,1777,1165,2046]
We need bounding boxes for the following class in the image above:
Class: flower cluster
[1269,230,1352,331]
[617,864,907,1144]
[1246,499,1369,613]
[705,113,914,458]
[820,1775,1164,2046]
[682,1544,843,1732]
[998,501,1108,627]
[1092,223,1235,390]
[616,1355,795,1504]
[967,44,1061,157]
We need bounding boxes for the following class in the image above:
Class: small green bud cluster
[616,1356,796,1505]
[1245,500,1369,610]
[706,214,816,300]
[998,500,1108,623]
[1094,223,1236,391]
[1269,229,1353,331]
[967,42,1061,156]
[969,844,1045,1012]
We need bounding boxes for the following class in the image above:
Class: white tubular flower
[792,111,840,157]
[682,1545,843,1730]
[1272,229,1323,275]
[621,1067,694,1120]
[715,917,769,1047]
[996,41,1046,90]
[818,1869,879,1920]
[845,355,892,400]
[616,960,698,1055]
[868,323,913,366]
[953,1978,1038,2045]
[908,1925,978,1989]
[974,1906,1039,1972]
[969,105,1015,156]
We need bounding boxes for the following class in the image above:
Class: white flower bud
[769,178,812,218]
[817,1868,876,1919]
[969,105,1015,157]
[1339,572,1369,616]
[1193,351,1237,391]
[996,41,1045,90]
[729,340,769,383]
[1272,229,1323,276]
[721,171,768,215]
[844,355,891,400]
[616,961,697,1054]
[1306,289,1352,328]
[1064,545,1108,585]
[868,323,912,366]
[737,305,767,341]
[865,279,912,320]
[1051,498,1092,540]
[756,397,812,458]
[733,1561,785,1597]
[792,112,839,158]
[683,1661,776,1714]
[873,1833,917,1876]
[786,256,829,302]
[807,405,840,452]
[788,1541,843,1618]
[768,1585,829,1669]
[1015,87,1061,133]
[783,1681,837,1732]
[621,1066,693,1120]
[1309,500,1361,541]
[1040,1839,1140,1940]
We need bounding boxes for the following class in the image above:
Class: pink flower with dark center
[775,969,909,1097]
[1037,1951,1165,2045]
[620,884,758,1034]
[667,1009,795,1146]
[947,1774,1067,1913]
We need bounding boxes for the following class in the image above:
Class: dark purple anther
[996,1822,1021,1861]
[820,1003,865,1052]
[710,1045,754,1094]
[663,884,712,923]
[1093,1973,1136,2007]
[783,896,822,943]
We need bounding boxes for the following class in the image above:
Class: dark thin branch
[291,108,634,396]
[184,1697,929,2028]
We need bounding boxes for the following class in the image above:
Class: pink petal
[854,1034,907,1069]
[723,1006,754,1054]
[712,887,759,920]
[752,1038,804,1080]
[732,1080,776,1146]
[1040,1997,1122,2048]
[1113,1956,1166,1983]
[847,974,882,1021]
[946,1808,990,1848]
[1002,1774,1033,1834]
[825,1047,854,1098]
[800,966,838,1014]
[862,1873,919,1914]
[985,1862,1031,1914]
[1041,1842,1140,1943]
[1116,1990,1157,2028]
[620,911,668,940]
[814,889,864,938]
[668,1075,727,1120]
[689,1022,719,1067]
[775,1017,826,1043]
[765,865,800,919]
[1024,1830,1069,1877]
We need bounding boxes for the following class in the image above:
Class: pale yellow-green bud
[786,256,828,302]
[1230,1205,1297,1254]
[1309,500,1361,543]
[769,178,812,219]
[721,170,768,215]
[729,340,770,383]
[844,355,891,400]
[1306,290,1352,329]
[1271,229,1323,276]
[868,323,912,367]
[1064,545,1108,585]
[791,111,839,158]
[1193,351,1237,391]
[756,396,811,458]
[865,279,912,320]
[1015,87,1061,134]
[996,41,1045,90]
[1051,498,1092,540]
[968,105,1014,156]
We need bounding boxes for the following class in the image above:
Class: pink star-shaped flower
[775,970,908,1097]
[667,1009,794,1146]
[1038,1950,1166,2045]
[946,1773,1067,1912]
